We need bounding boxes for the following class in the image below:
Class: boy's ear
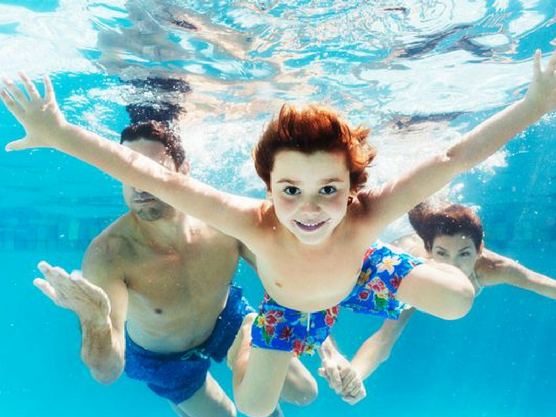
[266,189,273,201]
[478,241,484,254]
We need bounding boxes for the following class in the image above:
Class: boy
[2,47,555,416]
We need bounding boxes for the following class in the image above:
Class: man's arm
[1,75,262,244]
[479,250,556,300]
[362,48,556,227]
[34,246,128,384]
[78,238,129,384]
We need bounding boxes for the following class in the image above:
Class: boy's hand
[318,347,366,404]
[1,73,66,151]
[524,48,556,116]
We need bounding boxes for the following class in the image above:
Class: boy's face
[269,150,351,245]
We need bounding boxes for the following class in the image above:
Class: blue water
[1,1,556,416]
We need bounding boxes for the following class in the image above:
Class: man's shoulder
[85,216,136,265]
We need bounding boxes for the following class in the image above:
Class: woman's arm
[479,250,556,300]
[351,308,414,380]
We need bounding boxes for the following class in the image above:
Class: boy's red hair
[253,104,376,192]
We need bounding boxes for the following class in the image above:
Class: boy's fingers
[546,47,556,74]
[533,49,541,80]
[1,78,29,105]
[43,75,55,101]
[0,89,24,121]
[18,72,41,100]
[5,138,30,152]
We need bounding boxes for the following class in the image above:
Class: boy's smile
[270,150,351,245]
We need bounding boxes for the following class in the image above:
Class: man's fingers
[33,278,58,302]
[1,78,29,105]
[18,72,41,101]
[0,88,24,122]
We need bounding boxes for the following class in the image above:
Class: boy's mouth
[294,219,327,232]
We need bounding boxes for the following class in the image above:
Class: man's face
[122,139,182,221]
[269,150,351,245]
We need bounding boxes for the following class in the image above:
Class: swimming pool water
[1,1,556,416]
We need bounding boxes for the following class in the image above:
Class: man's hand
[318,347,366,404]
[34,261,110,325]
[524,48,556,117]
[1,73,66,151]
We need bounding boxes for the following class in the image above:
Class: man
[34,121,317,417]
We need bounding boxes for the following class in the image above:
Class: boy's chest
[256,241,367,311]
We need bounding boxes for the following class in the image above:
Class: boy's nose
[301,200,321,214]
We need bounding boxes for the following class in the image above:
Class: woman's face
[430,233,480,277]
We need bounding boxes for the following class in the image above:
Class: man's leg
[281,357,318,406]
[171,372,236,417]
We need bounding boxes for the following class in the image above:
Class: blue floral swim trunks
[251,241,422,356]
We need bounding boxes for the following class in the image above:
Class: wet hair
[409,202,483,252]
[120,121,186,170]
[253,104,376,192]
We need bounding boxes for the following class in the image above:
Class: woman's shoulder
[390,233,428,258]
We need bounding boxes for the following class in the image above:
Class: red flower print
[369,279,386,292]
[279,325,293,341]
[364,247,376,259]
[390,275,402,290]
[358,290,370,300]
[265,325,275,336]
[293,339,304,356]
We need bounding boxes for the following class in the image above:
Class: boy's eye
[435,250,447,257]
[320,186,337,195]
[284,186,300,196]
[460,251,471,257]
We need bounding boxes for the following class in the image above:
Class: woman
[319,201,556,404]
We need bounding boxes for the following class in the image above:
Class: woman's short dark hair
[409,202,484,252]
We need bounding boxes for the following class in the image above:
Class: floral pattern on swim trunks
[341,241,423,318]
[252,291,341,356]
[251,241,422,355]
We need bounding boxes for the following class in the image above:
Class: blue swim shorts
[124,285,255,404]
[250,241,422,356]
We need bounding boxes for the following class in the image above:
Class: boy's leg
[228,313,318,411]
[172,372,236,417]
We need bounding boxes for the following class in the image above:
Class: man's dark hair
[120,121,186,170]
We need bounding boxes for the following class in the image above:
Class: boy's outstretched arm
[364,48,556,226]
[0,74,261,243]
